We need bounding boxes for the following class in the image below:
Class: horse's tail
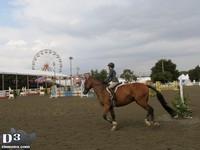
[147,85,178,118]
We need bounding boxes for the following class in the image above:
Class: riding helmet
[108,62,115,68]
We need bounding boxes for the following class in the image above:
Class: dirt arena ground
[0,86,199,150]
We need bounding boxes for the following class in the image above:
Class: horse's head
[83,73,93,95]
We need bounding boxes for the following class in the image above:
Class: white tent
[178,74,192,86]
[0,68,68,78]
[136,76,151,83]
[0,68,68,90]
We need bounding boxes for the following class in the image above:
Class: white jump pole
[81,80,88,98]
[178,75,185,104]
[179,80,184,104]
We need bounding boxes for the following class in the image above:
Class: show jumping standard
[83,74,178,131]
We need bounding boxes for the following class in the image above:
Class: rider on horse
[104,62,119,105]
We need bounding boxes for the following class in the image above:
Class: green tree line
[91,59,200,83]
[0,59,199,90]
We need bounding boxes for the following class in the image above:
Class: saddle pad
[106,83,128,95]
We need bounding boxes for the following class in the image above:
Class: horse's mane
[90,76,107,87]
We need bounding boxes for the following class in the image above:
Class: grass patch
[172,95,192,118]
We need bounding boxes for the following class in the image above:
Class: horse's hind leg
[136,96,159,126]
[144,104,160,126]
[144,104,154,126]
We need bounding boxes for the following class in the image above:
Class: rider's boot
[109,88,116,106]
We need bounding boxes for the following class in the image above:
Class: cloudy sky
[0,0,199,76]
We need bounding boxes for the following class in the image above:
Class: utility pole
[69,57,73,86]
[162,60,165,73]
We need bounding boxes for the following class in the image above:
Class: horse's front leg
[110,107,118,131]
[102,104,112,124]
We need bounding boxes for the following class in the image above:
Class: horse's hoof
[153,122,160,127]
[144,119,151,126]
[173,114,179,119]
[111,121,118,131]
[111,126,117,131]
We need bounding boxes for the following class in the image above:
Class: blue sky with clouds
[0,0,16,26]
[0,0,199,76]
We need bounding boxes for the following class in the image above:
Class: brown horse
[83,74,178,131]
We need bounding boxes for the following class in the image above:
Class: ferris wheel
[32,49,63,73]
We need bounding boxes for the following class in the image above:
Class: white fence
[0,90,7,98]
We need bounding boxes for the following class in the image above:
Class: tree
[91,69,108,81]
[188,65,200,82]
[120,69,137,82]
[151,59,179,83]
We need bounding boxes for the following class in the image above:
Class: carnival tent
[0,68,68,90]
